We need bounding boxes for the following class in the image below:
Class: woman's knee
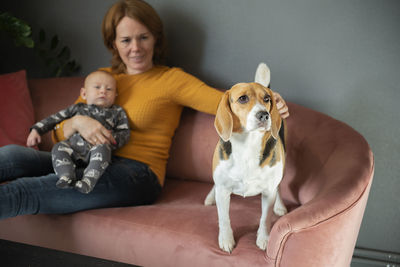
[0,144,52,177]
[0,145,30,161]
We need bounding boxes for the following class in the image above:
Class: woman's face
[114,16,156,75]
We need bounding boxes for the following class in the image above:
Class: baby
[27,70,130,193]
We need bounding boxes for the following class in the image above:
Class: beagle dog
[204,63,287,253]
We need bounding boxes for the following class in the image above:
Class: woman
[0,0,289,219]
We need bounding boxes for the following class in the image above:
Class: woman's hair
[102,0,167,74]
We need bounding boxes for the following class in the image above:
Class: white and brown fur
[204,63,287,253]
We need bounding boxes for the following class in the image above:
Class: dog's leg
[273,190,287,216]
[257,190,288,250]
[204,185,216,206]
[256,192,272,250]
[215,186,235,253]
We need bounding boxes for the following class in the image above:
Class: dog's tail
[255,62,271,88]
[204,186,216,206]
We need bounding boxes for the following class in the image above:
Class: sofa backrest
[27,77,374,197]
[28,77,84,151]
[166,109,218,183]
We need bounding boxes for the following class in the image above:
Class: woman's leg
[0,156,161,219]
[0,145,53,182]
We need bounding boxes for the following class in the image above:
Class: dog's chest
[214,132,283,197]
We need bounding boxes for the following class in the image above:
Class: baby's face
[82,72,117,108]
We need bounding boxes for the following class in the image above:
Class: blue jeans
[0,145,162,219]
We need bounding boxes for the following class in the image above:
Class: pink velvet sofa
[0,76,374,267]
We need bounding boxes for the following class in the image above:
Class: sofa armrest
[266,103,374,266]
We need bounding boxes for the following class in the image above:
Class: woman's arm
[170,68,290,119]
[53,94,116,146]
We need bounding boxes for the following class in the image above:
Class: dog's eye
[238,95,249,104]
[263,95,271,103]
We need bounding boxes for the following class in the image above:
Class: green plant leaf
[50,35,59,50]
[45,57,56,67]
[58,46,71,62]
[22,37,34,48]
[0,12,34,48]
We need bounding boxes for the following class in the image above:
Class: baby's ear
[80,87,87,100]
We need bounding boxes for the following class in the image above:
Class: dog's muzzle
[256,111,269,122]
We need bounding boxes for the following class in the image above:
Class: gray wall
[1,0,399,265]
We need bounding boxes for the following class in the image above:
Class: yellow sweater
[54,66,223,186]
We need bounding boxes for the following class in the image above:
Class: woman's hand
[64,115,116,146]
[273,92,290,119]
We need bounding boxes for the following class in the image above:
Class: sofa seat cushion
[0,179,278,267]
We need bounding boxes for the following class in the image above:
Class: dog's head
[215,83,282,142]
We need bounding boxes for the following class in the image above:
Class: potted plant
[0,12,80,77]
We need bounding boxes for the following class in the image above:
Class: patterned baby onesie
[31,103,130,193]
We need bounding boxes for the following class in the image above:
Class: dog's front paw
[204,193,216,206]
[219,230,235,253]
[273,204,287,217]
[256,231,269,251]
[204,187,216,206]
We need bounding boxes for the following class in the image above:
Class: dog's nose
[256,111,269,122]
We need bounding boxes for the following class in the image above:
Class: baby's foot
[75,180,92,194]
[56,176,73,189]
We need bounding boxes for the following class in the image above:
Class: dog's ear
[270,89,282,140]
[215,91,233,142]
[255,63,271,88]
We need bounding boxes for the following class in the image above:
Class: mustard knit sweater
[54,66,223,186]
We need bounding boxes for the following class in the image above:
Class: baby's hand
[26,129,41,147]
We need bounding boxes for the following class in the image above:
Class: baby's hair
[84,70,115,87]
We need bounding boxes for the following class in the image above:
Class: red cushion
[0,70,35,147]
